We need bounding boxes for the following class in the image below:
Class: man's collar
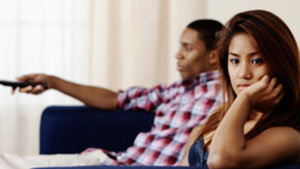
[182,70,219,84]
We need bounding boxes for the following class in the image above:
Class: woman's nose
[238,62,252,79]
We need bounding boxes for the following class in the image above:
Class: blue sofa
[36,106,300,169]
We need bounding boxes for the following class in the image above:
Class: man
[6,19,223,168]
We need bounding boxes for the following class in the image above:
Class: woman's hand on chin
[240,75,285,113]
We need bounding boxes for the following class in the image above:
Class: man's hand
[240,75,285,113]
[13,74,52,95]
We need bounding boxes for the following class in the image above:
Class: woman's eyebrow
[228,51,259,57]
[248,51,259,56]
[228,52,239,56]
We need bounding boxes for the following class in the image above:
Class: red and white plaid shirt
[103,70,221,166]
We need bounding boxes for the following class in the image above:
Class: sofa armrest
[40,106,154,154]
[38,106,300,169]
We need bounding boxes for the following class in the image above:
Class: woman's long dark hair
[199,10,300,148]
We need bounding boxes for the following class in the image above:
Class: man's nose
[176,51,184,60]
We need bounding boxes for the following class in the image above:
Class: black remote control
[0,80,48,89]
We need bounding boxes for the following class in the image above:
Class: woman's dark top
[188,137,209,168]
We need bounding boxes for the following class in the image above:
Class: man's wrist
[48,75,57,89]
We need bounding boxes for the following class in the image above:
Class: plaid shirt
[103,70,221,166]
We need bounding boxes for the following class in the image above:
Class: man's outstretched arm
[16,74,118,110]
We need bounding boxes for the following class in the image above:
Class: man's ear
[208,50,217,65]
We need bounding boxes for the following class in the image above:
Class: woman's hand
[240,75,285,113]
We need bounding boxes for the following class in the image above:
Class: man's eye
[251,58,264,64]
[185,47,192,51]
[230,58,239,64]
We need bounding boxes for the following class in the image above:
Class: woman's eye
[230,58,239,64]
[251,58,264,64]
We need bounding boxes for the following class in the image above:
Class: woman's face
[228,33,270,95]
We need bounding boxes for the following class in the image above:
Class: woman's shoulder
[253,126,300,164]
[263,127,300,157]
[263,126,300,138]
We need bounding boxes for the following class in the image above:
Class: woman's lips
[238,84,250,90]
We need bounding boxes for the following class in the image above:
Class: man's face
[176,28,211,81]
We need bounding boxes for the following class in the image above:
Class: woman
[180,10,300,168]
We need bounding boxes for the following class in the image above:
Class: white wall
[204,0,300,46]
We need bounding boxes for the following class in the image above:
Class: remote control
[0,80,48,89]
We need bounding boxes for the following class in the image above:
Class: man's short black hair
[187,19,223,51]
